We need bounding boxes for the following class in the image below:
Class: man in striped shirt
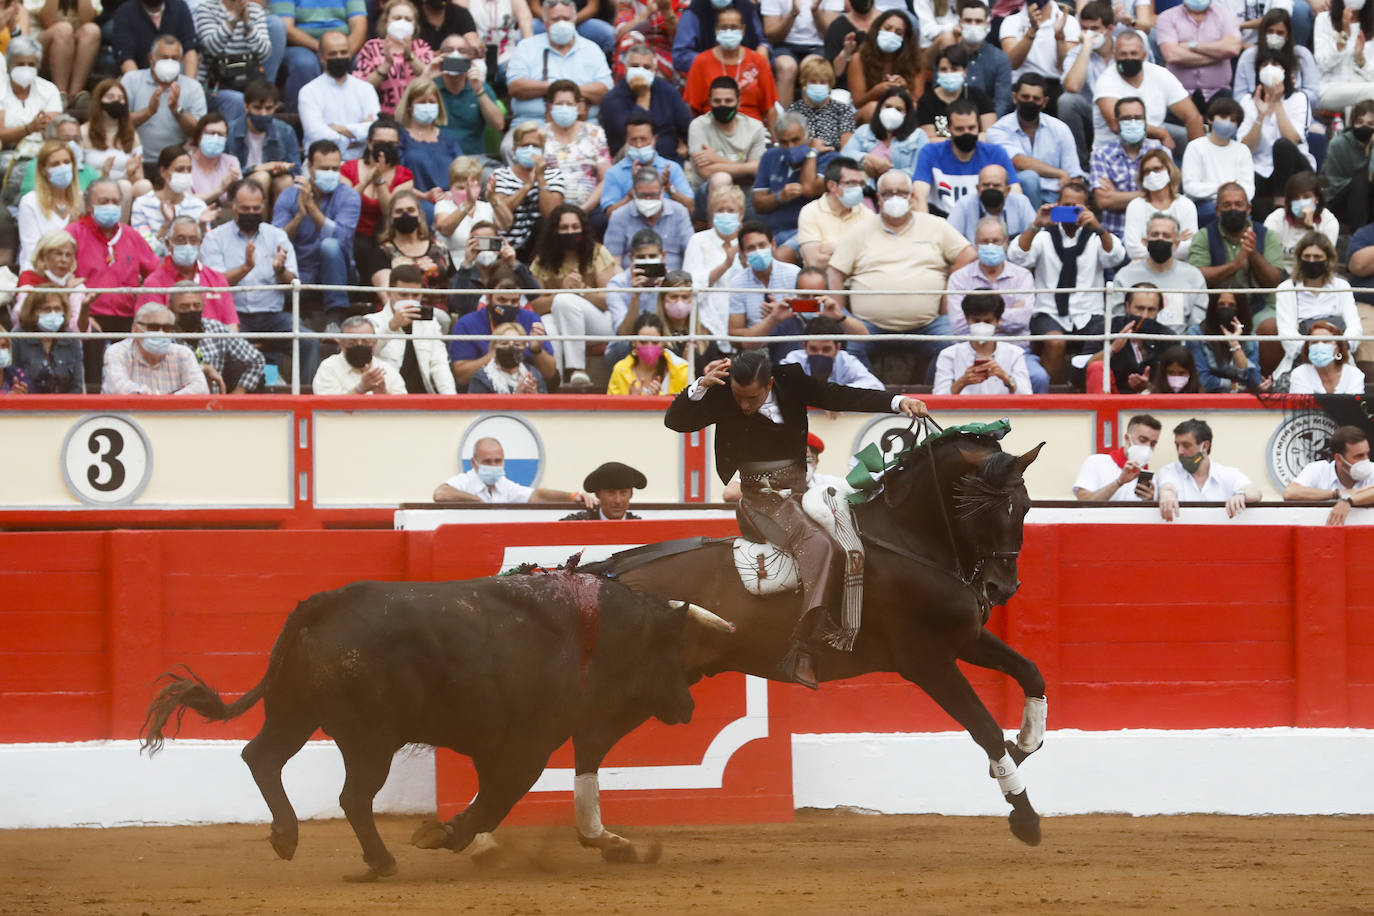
[102,303,210,395]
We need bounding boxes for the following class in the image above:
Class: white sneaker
[568,370,592,387]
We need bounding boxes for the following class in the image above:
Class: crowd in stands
[0,0,1371,397]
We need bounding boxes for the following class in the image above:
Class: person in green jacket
[1320,100,1374,231]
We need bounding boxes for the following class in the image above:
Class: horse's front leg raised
[900,650,1041,846]
[957,628,1048,765]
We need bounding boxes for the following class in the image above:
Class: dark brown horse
[571,424,1048,860]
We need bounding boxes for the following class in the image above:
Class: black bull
[140,571,733,880]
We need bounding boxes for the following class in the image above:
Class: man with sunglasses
[101,302,209,394]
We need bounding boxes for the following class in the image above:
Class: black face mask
[235,212,262,235]
[1016,100,1041,122]
[343,344,373,369]
[1146,239,1173,264]
[1353,125,1374,145]
[325,57,352,79]
[176,311,203,333]
[1300,259,1327,279]
[979,187,1005,211]
[424,0,446,8]
[1218,208,1249,234]
[1116,58,1143,78]
[807,353,834,382]
[392,212,420,235]
[851,0,872,11]
[489,304,520,326]
[559,231,582,249]
[494,347,523,369]
[951,132,979,153]
[371,141,399,164]
[1214,306,1237,326]
[711,105,737,124]
[101,100,128,120]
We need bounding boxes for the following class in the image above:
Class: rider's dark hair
[730,349,772,386]
[1126,414,1161,432]
[1173,418,1212,446]
[1329,425,1369,458]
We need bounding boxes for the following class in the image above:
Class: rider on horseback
[664,350,928,688]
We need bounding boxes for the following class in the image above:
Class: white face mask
[1087,30,1106,49]
[168,172,194,194]
[1264,32,1286,49]
[635,197,663,218]
[1142,170,1171,192]
[476,249,499,267]
[968,321,996,338]
[878,106,906,131]
[153,58,181,84]
[0,347,9,369]
[1166,373,1190,391]
[45,268,72,284]
[961,23,988,44]
[1347,457,1374,480]
[881,195,910,219]
[9,65,36,88]
[386,17,414,41]
[1258,64,1285,88]
[1126,443,1152,465]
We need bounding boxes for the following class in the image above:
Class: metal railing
[7,281,1374,395]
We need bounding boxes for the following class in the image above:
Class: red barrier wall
[4,523,1373,746]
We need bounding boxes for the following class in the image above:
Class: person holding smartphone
[932,292,1033,394]
[1072,413,1161,502]
[366,262,456,393]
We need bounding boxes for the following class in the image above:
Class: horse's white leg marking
[990,752,1026,796]
[1017,696,1048,753]
[574,772,605,839]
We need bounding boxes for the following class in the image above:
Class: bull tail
[139,666,267,757]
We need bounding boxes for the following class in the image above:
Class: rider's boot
[779,639,819,690]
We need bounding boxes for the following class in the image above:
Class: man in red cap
[805,433,848,493]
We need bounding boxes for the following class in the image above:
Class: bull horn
[671,600,735,633]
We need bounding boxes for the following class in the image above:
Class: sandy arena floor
[1,811,1371,915]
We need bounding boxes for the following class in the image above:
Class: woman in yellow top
[607,312,690,396]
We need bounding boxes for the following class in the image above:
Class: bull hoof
[1006,791,1042,847]
[411,820,454,850]
[343,860,398,883]
[268,827,297,861]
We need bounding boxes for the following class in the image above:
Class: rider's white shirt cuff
[688,379,707,399]
[890,395,905,412]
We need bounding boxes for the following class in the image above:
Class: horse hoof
[343,861,397,883]
[1005,738,1038,767]
[579,830,640,864]
[1007,800,1042,847]
[642,840,663,865]
[411,820,452,850]
[467,833,503,867]
[268,828,297,861]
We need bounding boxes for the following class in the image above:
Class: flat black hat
[583,461,647,492]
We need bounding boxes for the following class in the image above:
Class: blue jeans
[531,18,617,54]
[846,314,952,369]
[1291,0,1314,49]
[1016,169,1046,209]
[1194,197,1217,229]
[301,237,352,312]
[284,46,322,112]
[1025,351,1049,394]
[265,14,287,83]
[210,89,245,125]
[240,310,320,386]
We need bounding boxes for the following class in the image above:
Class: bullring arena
[3,393,1373,913]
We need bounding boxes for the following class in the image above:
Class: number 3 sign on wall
[60,415,153,506]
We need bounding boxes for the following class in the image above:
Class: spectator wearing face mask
[1187,183,1283,320]
[1157,418,1261,521]
[130,145,211,257]
[1273,233,1363,378]
[434,42,505,156]
[987,72,1085,209]
[1155,0,1242,117]
[353,0,434,116]
[1091,31,1200,154]
[528,204,618,384]
[1262,172,1338,279]
[165,281,265,393]
[601,44,693,163]
[933,292,1032,394]
[1111,213,1208,332]
[1232,9,1320,109]
[752,112,831,261]
[848,10,921,124]
[683,4,777,126]
[298,30,382,162]
[1180,96,1254,225]
[541,80,610,212]
[451,223,541,315]
[188,113,241,203]
[945,216,1045,391]
[135,216,240,330]
[947,164,1037,241]
[274,140,361,324]
[949,0,1011,118]
[448,269,558,390]
[777,315,882,388]
[1073,413,1162,502]
[1085,284,1174,392]
[365,263,457,394]
[119,36,208,171]
[468,321,550,393]
[313,314,409,394]
[396,77,463,208]
[1283,426,1374,526]
[655,269,726,367]
[1185,290,1263,392]
[726,220,804,345]
[19,115,101,200]
[604,229,676,367]
[913,101,1020,217]
[492,122,567,253]
[1239,51,1314,206]
[341,118,415,276]
[1120,149,1196,264]
[434,156,496,269]
[1321,101,1374,232]
[795,156,876,271]
[671,0,768,78]
[506,0,613,127]
[1287,322,1366,394]
[917,43,997,141]
[607,311,690,395]
[602,114,694,217]
[839,87,929,192]
[1148,344,1203,394]
[17,139,79,272]
[605,166,693,268]
[787,59,855,150]
[433,436,596,505]
[229,81,303,206]
[10,285,84,393]
[102,301,209,394]
[1089,96,1162,238]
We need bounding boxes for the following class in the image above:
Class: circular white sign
[458,413,546,488]
[61,414,153,506]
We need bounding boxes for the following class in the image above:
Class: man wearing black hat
[665,350,927,689]
[561,462,648,520]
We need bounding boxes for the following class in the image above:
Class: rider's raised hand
[700,358,731,387]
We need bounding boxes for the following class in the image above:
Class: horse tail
[140,592,317,756]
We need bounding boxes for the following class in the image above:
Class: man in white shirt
[312,315,408,395]
[298,30,380,161]
[933,292,1033,394]
[1180,96,1254,226]
[1008,179,1125,381]
[432,436,598,505]
[999,0,1081,84]
[1073,412,1161,501]
[1060,1,1120,159]
[1091,30,1201,153]
[1157,418,1261,520]
[1282,425,1374,526]
[365,264,456,395]
[778,316,883,389]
